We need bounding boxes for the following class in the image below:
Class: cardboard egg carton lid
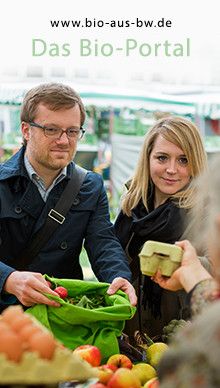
[139,240,183,262]
[0,348,98,384]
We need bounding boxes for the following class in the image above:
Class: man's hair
[20,82,86,125]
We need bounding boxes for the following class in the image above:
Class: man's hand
[107,277,137,306]
[4,271,60,307]
[152,240,212,293]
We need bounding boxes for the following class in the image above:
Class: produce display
[0,304,169,387]
[0,305,97,384]
[72,344,162,387]
[0,279,180,387]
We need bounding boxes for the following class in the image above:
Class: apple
[107,353,133,369]
[97,364,114,384]
[143,377,159,387]
[90,384,106,388]
[73,344,101,367]
[106,363,118,372]
[107,367,141,388]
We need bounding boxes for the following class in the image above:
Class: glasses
[28,121,85,140]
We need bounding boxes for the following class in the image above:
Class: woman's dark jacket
[114,193,189,337]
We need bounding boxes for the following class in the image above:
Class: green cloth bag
[27,276,136,362]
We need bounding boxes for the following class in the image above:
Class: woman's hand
[152,240,212,293]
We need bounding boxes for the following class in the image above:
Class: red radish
[54,286,68,299]
[46,281,52,288]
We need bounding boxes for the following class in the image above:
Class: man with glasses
[0,83,137,311]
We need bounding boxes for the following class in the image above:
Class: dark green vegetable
[67,294,107,309]
[162,319,187,343]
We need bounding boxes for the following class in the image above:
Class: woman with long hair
[114,116,207,339]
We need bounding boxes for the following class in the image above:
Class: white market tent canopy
[1,82,220,198]
[0,82,220,119]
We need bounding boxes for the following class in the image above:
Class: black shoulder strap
[18,165,87,270]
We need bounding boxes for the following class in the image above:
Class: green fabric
[27,276,136,362]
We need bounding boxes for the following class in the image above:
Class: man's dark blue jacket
[0,147,131,309]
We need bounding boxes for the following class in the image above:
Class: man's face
[22,103,81,174]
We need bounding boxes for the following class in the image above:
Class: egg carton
[59,378,98,388]
[139,240,183,277]
[0,348,97,385]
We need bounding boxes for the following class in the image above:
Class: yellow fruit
[146,342,168,367]
[132,362,156,385]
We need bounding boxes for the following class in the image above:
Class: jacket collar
[0,146,28,181]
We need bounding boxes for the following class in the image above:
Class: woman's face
[149,134,191,207]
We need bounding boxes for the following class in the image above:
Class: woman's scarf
[115,196,187,318]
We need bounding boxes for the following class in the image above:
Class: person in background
[114,116,207,339]
[153,155,220,387]
[0,83,136,312]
